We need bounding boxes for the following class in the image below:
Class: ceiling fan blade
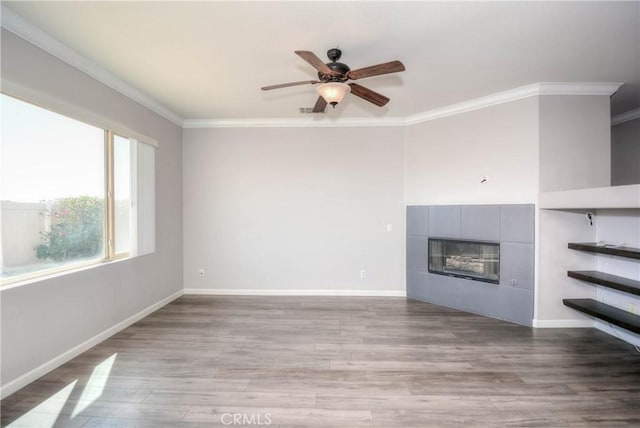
[312,96,327,113]
[295,50,338,76]
[348,83,390,107]
[347,60,405,80]
[261,80,320,90]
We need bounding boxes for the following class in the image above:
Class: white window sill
[0,255,143,291]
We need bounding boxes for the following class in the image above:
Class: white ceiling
[3,1,639,122]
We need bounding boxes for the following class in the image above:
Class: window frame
[106,131,133,261]
[1,94,134,285]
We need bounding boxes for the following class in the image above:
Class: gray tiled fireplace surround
[407,205,534,326]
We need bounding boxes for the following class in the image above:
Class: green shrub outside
[36,196,104,262]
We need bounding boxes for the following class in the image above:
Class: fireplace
[428,238,500,284]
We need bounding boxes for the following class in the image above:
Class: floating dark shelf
[563,298,640,334]
[568,242,640,260]
[568,270,640,297]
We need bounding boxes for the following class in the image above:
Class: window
[113,134,131,256]
[0,93,155,284]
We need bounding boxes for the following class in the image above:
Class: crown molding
[183,116,405,128]
[611,108,640,126]
[405,82,623,126]
[405,83,540,125]
[536,81,622,96]
[187,82,623,129]
[1,5,184,127]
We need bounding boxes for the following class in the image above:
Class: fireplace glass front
[428,238,500,284]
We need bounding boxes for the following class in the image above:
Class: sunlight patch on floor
[7,380,77,428]
[71,353,117,417]
[6,353,118,427]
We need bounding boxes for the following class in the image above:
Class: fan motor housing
[317,48,350,81]
[318,62,350,81]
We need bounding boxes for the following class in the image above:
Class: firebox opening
[428,238,500,284]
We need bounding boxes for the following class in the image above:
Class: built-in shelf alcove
[538,184,640,345]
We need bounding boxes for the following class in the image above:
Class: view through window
[1,94,132,282]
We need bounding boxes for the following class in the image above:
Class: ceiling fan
[261,48,405,113]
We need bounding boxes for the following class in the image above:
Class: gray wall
[539,95,611,192]
[406,204,535,326]
[611,118,640,185]
[404,96,539,206]
[1,31,183,387]
[182,127,405,294]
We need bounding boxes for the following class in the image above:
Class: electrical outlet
[386,224,393,232]
[628,303,638,314]
[198,268,205,277]
[511,279,517,286]
[360,269,366,279]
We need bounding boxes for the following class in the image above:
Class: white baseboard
[0,289,184,399]
[183,288,406,297]
[532,318,594,328]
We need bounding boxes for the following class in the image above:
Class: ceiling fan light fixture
[316,82,350,107]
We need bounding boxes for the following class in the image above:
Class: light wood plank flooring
[2,296,639,427]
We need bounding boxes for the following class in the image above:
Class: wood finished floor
[2,296,639,427]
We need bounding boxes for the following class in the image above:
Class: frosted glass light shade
[316,82,350,106]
